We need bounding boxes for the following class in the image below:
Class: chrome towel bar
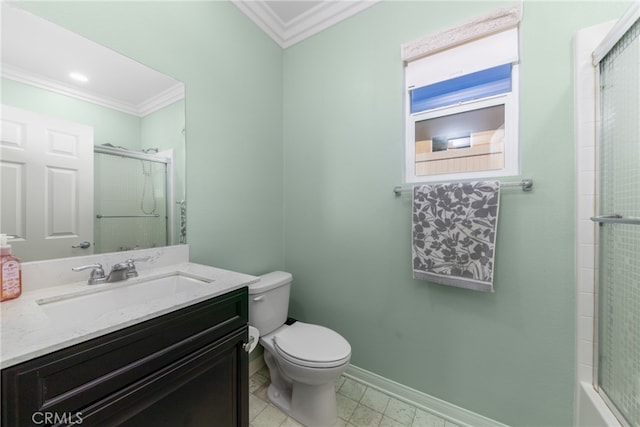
[393,179,533,196]
[96,214,160,219]
[590,215,640,225]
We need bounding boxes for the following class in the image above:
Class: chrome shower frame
[93,145,176,246]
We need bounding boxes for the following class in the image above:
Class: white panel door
[0,105,94,261]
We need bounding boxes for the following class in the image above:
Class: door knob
[72,241,91,249]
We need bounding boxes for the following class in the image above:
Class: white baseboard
[344,364,509,427]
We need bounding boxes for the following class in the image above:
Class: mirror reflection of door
[1,105,94,261]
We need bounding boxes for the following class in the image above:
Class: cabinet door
[93,327,249,427]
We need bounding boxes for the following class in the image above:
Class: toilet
[249,271,351,427]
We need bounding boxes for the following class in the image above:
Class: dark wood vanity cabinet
[1,287,249,427]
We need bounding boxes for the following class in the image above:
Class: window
[403,6,521,183]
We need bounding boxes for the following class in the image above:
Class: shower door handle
[590,215,640,225]
[72,241,91,249]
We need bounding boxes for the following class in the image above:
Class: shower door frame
[592,3,639,427]
[573,3,639,427]
[94,145,175,248]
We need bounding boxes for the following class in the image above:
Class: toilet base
[267,383,291,414]
[267,381,338,427]
[258,325,349,427]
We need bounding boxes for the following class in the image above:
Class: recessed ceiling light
[69,72,89,83]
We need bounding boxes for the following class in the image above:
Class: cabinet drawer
[1,287,247,426]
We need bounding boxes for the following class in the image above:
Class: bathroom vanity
[0,248,257,426]
[2,288,248,426]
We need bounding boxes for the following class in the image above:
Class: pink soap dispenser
[1,234,22,302]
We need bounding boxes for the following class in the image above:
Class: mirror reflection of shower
[94,144,174,253]
[140,148,159,216]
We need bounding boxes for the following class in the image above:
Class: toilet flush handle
[253,296,265,302]
[243,335,255,352]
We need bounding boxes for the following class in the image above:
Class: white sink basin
[37,273,212,326]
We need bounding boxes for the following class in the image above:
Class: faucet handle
[124,257,150,278]
[72,263,107,285]
[72,263,102,271]
[127,256,151,264]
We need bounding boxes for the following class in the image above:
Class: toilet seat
[273,322,351,368]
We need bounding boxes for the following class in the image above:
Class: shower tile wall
[574,23,608,384]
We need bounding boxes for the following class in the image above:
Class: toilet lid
[273,322,351,368]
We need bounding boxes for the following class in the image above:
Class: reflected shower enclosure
[94,147,171,253]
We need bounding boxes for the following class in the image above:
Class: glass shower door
[94,152,168,253]
[594,17,640,427]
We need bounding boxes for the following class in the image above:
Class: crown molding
[232,0,380,48]
[1,64,184,117]
[137,83,185,117]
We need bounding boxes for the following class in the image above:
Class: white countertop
[0,262,259,369]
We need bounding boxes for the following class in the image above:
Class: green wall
[283,1,628,426]
[8,1,631,426]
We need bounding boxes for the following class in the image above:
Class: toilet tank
[248,271,292,336]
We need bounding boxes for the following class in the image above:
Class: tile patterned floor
[249,366,461,427]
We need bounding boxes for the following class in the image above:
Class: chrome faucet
[107,257,150,282]
[106,261,131,282]
[73,257,150,285]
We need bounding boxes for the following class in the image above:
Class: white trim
[2,65,184,117]
[231,1,283,47]
[401,3,521,64]
[592,0,640,65]
[281,1,380,49]
[345,364,509,427]
[137,83,185,117]
[577,382,623,427]
[231,0,380,48]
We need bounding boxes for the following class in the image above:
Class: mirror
[1,3,186,262]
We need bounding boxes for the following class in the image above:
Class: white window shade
[405,27,519,91]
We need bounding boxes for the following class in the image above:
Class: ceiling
[1,3,184,117]
[0,1,375,114]
[232,0,380,48]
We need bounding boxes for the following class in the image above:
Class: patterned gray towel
[412,181,501,292]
